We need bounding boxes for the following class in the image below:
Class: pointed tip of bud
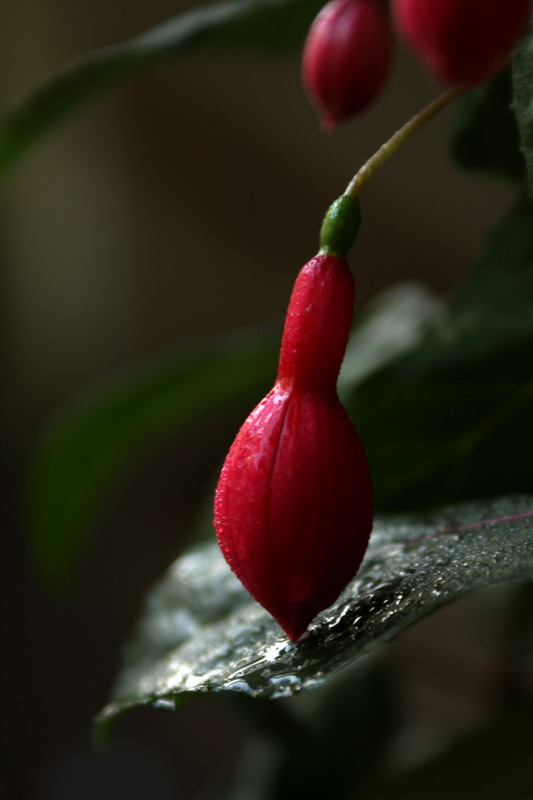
[277,614,312,643]
[319,115,337,133]
[318,107,347,131]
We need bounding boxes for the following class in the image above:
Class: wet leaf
[0,0,322,178]
[512,26,533,195]
[96,496,533,730]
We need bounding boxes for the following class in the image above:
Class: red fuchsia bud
[393,0,531,84]
[302,0,393,129]
[214,200,372,641]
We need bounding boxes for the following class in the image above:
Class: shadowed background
[1,1,518,797]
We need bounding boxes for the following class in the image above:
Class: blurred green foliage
[31,327,277,586]
[451,68,524,183]
[347,194,533,509]
[6,3,531,797]
[0,0,322,177]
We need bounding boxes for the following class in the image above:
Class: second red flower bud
[393,0,531,84]
[302,0,392,129]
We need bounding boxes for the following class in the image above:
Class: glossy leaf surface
[97,496,533,728]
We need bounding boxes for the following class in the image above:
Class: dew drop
[268,674,302,697]
[224,680,253,695]
[150,697,175,712]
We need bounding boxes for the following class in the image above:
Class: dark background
[2,1,517,797]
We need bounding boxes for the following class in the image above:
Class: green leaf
[346,195,533,509]
[361,702,533,800]
[96,495,533,730]
[513,26,533,195]
[30,328,277,586]
[0,0,322,179]
[451,68,524,182]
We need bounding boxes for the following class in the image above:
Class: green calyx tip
[319,195,361,258]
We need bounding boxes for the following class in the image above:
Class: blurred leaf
[224,657,398,799]
[451,68,524,182]
[262,661,398,800]
[347,195,533,509]
[339,283,442,393]
[0,0,323,179]
[203,0,323,49]
[512,25,533,195]
[30,328,277,586]
[361,702,533,800]
[96,495,533,730]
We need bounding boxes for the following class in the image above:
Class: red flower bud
[302,0,393,129]
[393,0,531,84]
[214,253,373,641]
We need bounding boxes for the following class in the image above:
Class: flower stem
[344,84,469,198]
